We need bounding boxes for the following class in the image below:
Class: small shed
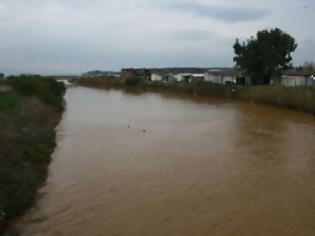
[151,73,163,82]
[205,71,223,84]
[174,73,191,82]
[281,72,309,87]
[162,74,177,83]
[222,72,237,85]
[190,74,205,82]
[306,75,315,87]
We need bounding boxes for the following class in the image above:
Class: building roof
[283,71,311,77]
[207,71,239,77]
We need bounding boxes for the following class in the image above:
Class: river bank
[0,76,65,234]
[76,77,315,114]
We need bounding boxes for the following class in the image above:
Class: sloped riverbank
[0,76,65,234]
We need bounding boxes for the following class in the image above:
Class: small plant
[0,95,21,110]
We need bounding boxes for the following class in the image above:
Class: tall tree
[233,28,297,85]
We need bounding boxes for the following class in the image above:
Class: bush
[125,77,142,86]
[238,85,315,113]
[0,95,21,110]
[0,76,65,233]
[6,75,66,107]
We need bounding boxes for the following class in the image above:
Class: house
[205,71,235,85]
[205,70,250,85]
[121,68,137,81]
[306,74,315,87]
[151,73,163,82]
[205,71,223,84]
[162,74,177,83]
[280,72,310,87]
[150,73,178,83]
[222,72,237,84]
[173,73,205,83]
[174,73,191,82]
[190,74,205,82]
[121,68,150,81]
[236,76,252,85]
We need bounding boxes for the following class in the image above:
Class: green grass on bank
[0,76,65,234]
[237,85,315,113]
[0,95,21,110]
[6,75,65,107]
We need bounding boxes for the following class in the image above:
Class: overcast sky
[0,0,314,75]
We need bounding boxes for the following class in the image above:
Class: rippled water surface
[11,86,315,236]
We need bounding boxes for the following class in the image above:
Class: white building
[222,73,237,84]
[205,70,251,85]
[190,74,205,82]
[151,73,163,82]
[307,74,315,87]
[173,73,205,83]
[205,71,237,84]
[162,74,177,83]
[151,73,178,83]
[174,73,191,82]
[280,73,308,87]
[205,71,223,84]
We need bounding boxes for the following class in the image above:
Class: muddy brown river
[9,86,315,236]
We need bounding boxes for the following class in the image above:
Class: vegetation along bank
[0,76,65,233]
[76,76,315,114]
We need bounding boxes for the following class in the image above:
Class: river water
[10,86,315,236]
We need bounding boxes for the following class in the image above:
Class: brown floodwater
[9,86,315,236]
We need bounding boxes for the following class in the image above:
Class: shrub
[6,75,66,107]
[0,76,65,233]
[0,95,21,110]
[125,77,142,86]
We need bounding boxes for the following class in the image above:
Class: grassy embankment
[0,76,65,233]
[76,76,315,114]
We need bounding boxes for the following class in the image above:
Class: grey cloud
[293,39,315,65]
[169,30,213,41]
[0,0,313,74]
[164,2,269,23]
